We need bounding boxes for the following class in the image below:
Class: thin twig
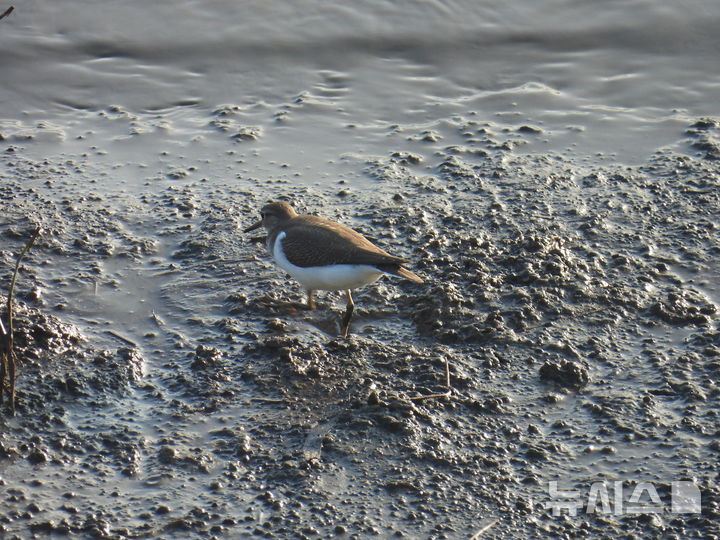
[105,329,139,349]
[0,6,14,21]
[150,311,164,326]
[408,357,452,401]
[469,518,499,539]
[7,227,42,337]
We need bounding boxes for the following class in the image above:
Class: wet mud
[1,115,720,539]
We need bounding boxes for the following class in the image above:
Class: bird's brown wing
[280,216,407,268]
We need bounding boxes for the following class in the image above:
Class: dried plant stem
[469,518,499,539]
[1,226,41,414]
[408,356,452,401]
[0,6,14,21]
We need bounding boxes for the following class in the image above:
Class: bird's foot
[306,290,317,311]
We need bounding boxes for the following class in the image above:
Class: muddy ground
[1,117,720,539]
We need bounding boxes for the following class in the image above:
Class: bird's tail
[394,266,424,284]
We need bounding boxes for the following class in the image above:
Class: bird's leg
[306,289,316,310]
[340,289,354,338]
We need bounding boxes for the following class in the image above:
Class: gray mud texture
[1,117,720,539]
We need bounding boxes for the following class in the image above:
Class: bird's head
[244,201,298,232]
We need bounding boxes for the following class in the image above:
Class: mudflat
[1,1,719,538]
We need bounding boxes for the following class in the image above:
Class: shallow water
[1,1,720,538]
[3,0,720,167]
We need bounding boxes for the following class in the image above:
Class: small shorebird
[245,201,423,337]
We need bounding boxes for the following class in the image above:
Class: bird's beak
[244,220,263,233]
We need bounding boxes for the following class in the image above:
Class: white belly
[272,232,384,290]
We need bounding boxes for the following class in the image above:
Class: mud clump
[539,359,589,389]
[686,118,720,160]
[649,291,716,326]
[190,344,224,370]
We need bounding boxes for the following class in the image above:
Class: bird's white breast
[272,231,383,291]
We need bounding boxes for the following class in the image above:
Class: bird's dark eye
[260,212,265,219]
